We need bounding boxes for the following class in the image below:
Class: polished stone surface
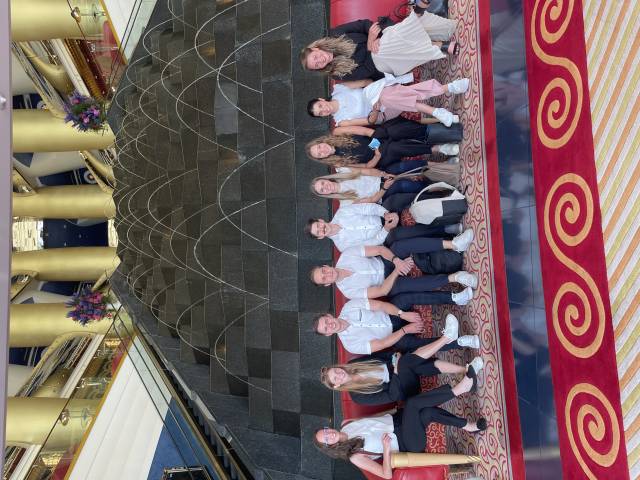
[491,1,562,476]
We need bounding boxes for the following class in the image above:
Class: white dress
[332,84,370,126]
[372,11,457,76]
[335,167,380,205]
[342,415,400,458]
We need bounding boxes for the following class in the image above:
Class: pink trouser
[379,80,446,120]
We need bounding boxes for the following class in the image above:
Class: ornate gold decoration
[391,452,481,467]
[565,383,621,479]
[13,184,115,219]
[531,0,583,149]
[544,174,605,358]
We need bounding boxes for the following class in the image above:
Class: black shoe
[476,417,488,432]
[465,364,478,393]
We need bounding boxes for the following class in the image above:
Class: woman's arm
[354,189,385,205]
[366,149,382,168]
[338,117,375,127]
[340,79,374,88]
[356,167,384,177]
[332,125,375,137]
[350,454,392,479]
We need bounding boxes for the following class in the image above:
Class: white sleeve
[345,298,367,310]
[344,203,387,216]
[342,246,365,257]
[335,166,352,174]
[340,334,371,355]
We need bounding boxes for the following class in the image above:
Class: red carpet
[522,1,630,478]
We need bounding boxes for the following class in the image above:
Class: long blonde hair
[310,171,362,200]
[300,36,358,77]
[305,134,360,167]
[320,360,386,394]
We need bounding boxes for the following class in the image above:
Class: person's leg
[434,359,467,374]
[384,178,431,197]
[385,224,449,245]
[384,158,427,174]
[402,354,441,377]
[389,237,444,258]
[427,407,468,428]
[425,123,464,144]
[394,335,443,354]
[391,291,455,310]
[380,82,447,115]
[381,192,417,212]
[388,274,450,296]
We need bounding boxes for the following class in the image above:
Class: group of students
[299,2,486,478]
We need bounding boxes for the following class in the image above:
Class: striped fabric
[582,2,640,477]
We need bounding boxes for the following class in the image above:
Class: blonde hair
[300,36,358,77]
[305,134,360,167]
[320,360,386,394]
[310,171,362,200]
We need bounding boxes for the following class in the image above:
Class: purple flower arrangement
[63,91,107,132]
[66,287,112,326]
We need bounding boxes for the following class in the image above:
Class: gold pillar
[10,303,112,347]
[391,452,481,468]
[6,397,99,447]
[11,0,105,42]
[19,43,74,95]
[14,185,115,219]
[12,247,120,281]
[12,109,115,153]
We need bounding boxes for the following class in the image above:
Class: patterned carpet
[582,1,640,478]
[407,0,517,477]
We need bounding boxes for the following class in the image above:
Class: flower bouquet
[66,287,113,326]
[63,91,107,132]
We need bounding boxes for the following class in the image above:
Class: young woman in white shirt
[313,364,487,479]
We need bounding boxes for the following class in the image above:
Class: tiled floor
[491,2,562,476]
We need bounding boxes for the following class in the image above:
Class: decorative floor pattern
[582,2,640,477]
[412,1,517,478]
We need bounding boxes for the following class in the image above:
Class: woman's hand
[403,322,425,334]
[367,23,382,53]
[383,177,395,190]
[383,212,399,231]
[382,433,392,451]
[400,311,422,323]
[392,256,413,275]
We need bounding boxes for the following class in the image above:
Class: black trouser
[376,118,463,144]
[391,291,455,310]
[397,354,440,398]
[389,315,458,353]
[388,236,444,258]
[383,259,449,297]
[384,223,449,246]
[382,189,455,214]
[393,385,467,452]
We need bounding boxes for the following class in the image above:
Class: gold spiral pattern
[544,174,605,358]
[531,0,583,149]
[565,383,621,479]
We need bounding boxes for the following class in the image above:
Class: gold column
[12,247,120,281]
[11,0,105,42]
[12,109,115,153]
[6,397,99,447]
[19,43,74,95]
[391,452,481,467]
[10,304,112,347]
[14,185,115,219]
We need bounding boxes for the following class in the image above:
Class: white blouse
[330,203,389,252]
[335,246,386,300]
[342,415,400,458]
[332,83,371,126]
[335,167,380,205]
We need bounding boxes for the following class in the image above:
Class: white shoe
[433,108,455,127]
[452,271,478,289]
[467,355,484,373]
[452,228,474,252]
[452,114,460,123]
[448,78,470,94]
[438,143,459,156]
[441,313,459,342]
[447,156,460,165]
[458,335,480,349]
[452,286,474,305]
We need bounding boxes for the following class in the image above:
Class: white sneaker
[448,78,470,94]
[458,335,480,349]
[447,156,460,165]
[452,114,460,124]
[467,355,484,373]
[452,228,474,252]
[433,108,455,127]
[452,271,478,289]
[452,286,474,305]
[441,313,459,342]
[438,143,459,156]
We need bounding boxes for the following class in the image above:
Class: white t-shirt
[335,167,380,205]
[332,83,371,126]
[369,364,390,384]
[335,246,385,300]
[337,298,392,355]
[330,203,389,252]
[342,415,400,458]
